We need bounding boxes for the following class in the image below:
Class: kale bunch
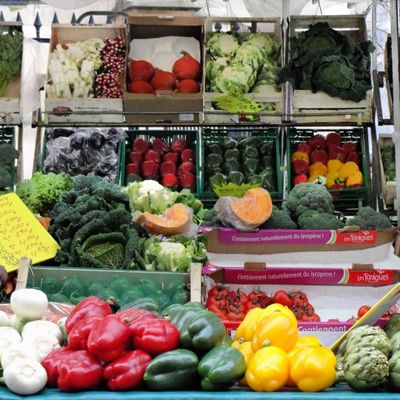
[280,22,373,102]
[0,142,18,190]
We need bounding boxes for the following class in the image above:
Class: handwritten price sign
[0,193,60,272]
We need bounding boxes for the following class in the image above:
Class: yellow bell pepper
[346,170,363,188]
[245,347,289,392]
[309,162,327,177]
[234,308,270,342]
[326,171,344,189]
[338,161,359,180]
[231,341,254,386]
[291,151,310,163]
[251,308,298,353]
[327,159,343,173]
[308,175,319,183]
[286,336,323,386]
[289,346,337,392]
[263,303,294,317]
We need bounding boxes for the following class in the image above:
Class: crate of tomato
[200,126,282,200]
[287,128,370,208]
[123,128,199,192]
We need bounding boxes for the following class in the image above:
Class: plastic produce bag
[44,128,125,182]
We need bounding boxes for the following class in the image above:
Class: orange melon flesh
[136,203,191,236]
[230,188,273,227]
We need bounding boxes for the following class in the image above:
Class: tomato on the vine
[357,305,371,319]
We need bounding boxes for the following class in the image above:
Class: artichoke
[385,314,400,339]
[346,326,391,357]
[390,331,400,354]
[335,355,345,383]
[389,351,400,388]
[344,347,389,391]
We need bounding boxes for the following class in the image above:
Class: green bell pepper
[172,288,190,305]
[243,158,259,175]
[48,293,70,303]
[247,174,263,185]
[218,334,233,346]
[221,137,237,150]
[140,278,162,295]
[163,302,204,320]
[225,148,240,161]
[243,145,259,159]
[163,281,185,298]
[170,307,199,331]
[262,155,274,168]
[228,171,244,186]
[40,277,61,295]
[60,276,84,298]
[260,141,274,155]
[110,276,132,296]
[198,345,246,391]
[70,291,86,305]
[144,349,199,390]
[208,143,222,155]
[86,281,105,297]
[97,287,118,302]
[180,310,225,351]
[224,159,240,174]
[206,154,223,172]
[260,167,276,192]
[209,173,226,188]
[239,137,261,148]
[120,286,146,305]
[120,297,159,313]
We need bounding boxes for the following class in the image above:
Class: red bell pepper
[133,138,149,154]
[293,173,308,186]
[328,145,347,163]
[131,319,179,356]
[346,151,360,165]
[342,142,358,153]
[326,132,342,148]
[160,161,177,177]
[171,138,188,153]
[144,149,161,164]
[126,163,140,176]
[163,152,179,164]
[57,350,103,392]
[65,296,112,334]
[178,161,195,176]
[129,151,142,164]
[181,148,194,163]
[142,160,159,179]
[103,350,152,391]
[308,134,326,150]
[117,307,158,326]
[162,174,179,189]
[68,315,103,351]
[310,149,328,165]
[42,347,74,387]
[87,315,131,363]
[151,138,169,155]
[291,159,309,175]
[179,173,195,189]
[297,142,312,154]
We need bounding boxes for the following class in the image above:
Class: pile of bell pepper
[206,286,320,322]
[232,304,337,392]
[42,297,247,392]
[291,132,364,190]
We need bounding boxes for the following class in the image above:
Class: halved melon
[135,203,191,236]
[215,188,273,231]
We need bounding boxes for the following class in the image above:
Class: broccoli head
[262,206,297,230]
[346,207,392,230]
[284,183,334,219]
[298,210,345,230]
[0,143,18,166]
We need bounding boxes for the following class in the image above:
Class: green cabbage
[243,33,278,55]
[234,42,266,72]
[207,33,239,57]
[211,64,256,94]
[206,57,229,83]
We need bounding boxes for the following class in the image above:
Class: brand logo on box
[348,269,393,285]
[336,230,377,245]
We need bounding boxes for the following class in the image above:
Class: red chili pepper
[163,152,179,165]
[160,161,177,177]
[129,151,142,164]
[171,138,188,153]
[152,138,170,155]
[273,290,294,308]
[87,315,131,363]
[162,174,179,188]
[68,315,103,351]
[133,138,149,154]
[131,319,179,356]
[103,350,152,391]
[65,296,112,334]
[181,148,194,163]
[41,347,74,387]
[117,307,158,326]
[57,350,103,392]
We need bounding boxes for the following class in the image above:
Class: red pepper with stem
[131,319,179,356]
[57,350,103,392]
[116,307,158,326]
[65,296,112,334]
[87,315,131,363]
[68,315,103,351]
[41,347,74,387]
[103,350,152,391]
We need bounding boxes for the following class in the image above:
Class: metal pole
[390,0,400,222]
[372,0,377,71]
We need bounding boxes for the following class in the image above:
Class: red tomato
[273,290,294,308]
[357,305,371,319]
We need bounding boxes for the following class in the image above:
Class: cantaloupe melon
[135,203,191,236]
[214,188,273,231]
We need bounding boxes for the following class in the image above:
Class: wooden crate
[123,16,204,125]
[288,15,373,125]
[203,17,283,125]
[0,22,23,125]
[378,134,396,206]
[44,24,127,124]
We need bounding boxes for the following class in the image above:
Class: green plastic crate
[200,126,282,200]
[0,127,17,192]
[123,128,200,194]
[40,129,123,185]
[287,128,370,207]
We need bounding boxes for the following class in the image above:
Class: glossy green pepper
[224,159,240,174]
[121,297,159,313]
[110,277,132,296]
[228,171,244,186]
[48,292,70,303]
[247,174,263,185]
[243,146,259,159]
[40,277,61,295]
[219,334,233,346]
[164,302,204,320]
[262,155,274,168]
[221,137,237,150]
[209,173,226,188]
[260,167,276,192]
[206,154,223,172]
[140,279,162,295]
[208,143,222,155]
[239,137,261,148]
[198,345,246,390]
[243,158,259,175]
[120,286,146,305]
[172,288,190,305]
[260,141,274,155]
[180,310,225,351]
[170,307,199,331]
[225,148,240,161]
[144,349,199,390]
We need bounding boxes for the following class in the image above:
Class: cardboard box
[124,16,204,125]
[0,22,23,125]
[44,24,127,124]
